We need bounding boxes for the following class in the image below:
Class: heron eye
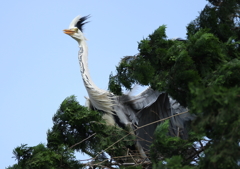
[74,28,78,33]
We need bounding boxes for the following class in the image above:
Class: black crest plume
[75,15,90,32]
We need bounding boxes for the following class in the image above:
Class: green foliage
[109,72,123,95]
[187,29,227,77]
[47,95,135,159]
[153,156,193,169]
[109,26,235,107]
[187,0,240,42]
[120,165,143,169]
[7,143,82,169]
[12,144,32,164]
[109,55,155,94]
[206,58,240,88]
[47,95,104,155]
[190,86,240,168]
[150,120,199,166]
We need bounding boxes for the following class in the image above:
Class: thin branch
[135,110,189,131]
[69,133,96,149]
[129,152,137,163]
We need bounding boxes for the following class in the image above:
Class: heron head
[63,15,90,42]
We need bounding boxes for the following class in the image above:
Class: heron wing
[114,88,194,151]
[128,91,193,151]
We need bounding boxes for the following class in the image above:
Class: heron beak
[63,29,75,35]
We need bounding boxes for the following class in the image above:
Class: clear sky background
[1,1,207,168]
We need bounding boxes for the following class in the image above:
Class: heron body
[63,15,193,159]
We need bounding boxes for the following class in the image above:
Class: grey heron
[63,15,193,159]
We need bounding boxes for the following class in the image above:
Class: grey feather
[113,88,194,152]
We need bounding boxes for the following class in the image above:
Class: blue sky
[0,0,207,168]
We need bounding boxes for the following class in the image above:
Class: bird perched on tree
[63,15,193,159]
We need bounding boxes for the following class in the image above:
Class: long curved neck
[78,40,102,92]
[77,39,114,114]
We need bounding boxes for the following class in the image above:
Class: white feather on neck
[78,39,115,115]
